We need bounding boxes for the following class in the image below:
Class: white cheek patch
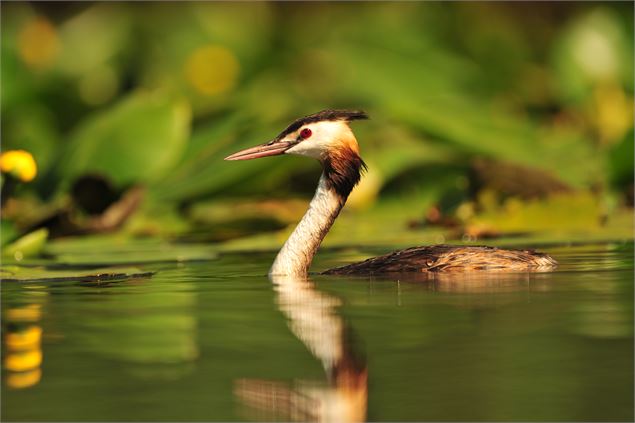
[284,121,351,160]
[285,140,327,159]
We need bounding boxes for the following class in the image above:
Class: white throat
[269,174,344,277]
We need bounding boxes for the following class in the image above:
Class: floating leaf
[45,235,217,265]
[0,265,153,283]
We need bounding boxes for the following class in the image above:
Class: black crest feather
[275,109,368,141]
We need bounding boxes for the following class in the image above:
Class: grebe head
[224,109,368,163]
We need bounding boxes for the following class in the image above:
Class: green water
[2,242,633,421]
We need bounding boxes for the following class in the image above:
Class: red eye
[300,128,312,139]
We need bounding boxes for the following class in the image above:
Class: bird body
[323,244,557,275]
[225,110,557,277]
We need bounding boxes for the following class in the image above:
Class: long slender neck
[269,174,345,277]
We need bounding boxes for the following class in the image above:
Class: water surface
[2,242,633,421]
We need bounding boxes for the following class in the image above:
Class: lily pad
[0,265,153,283]
[44,235,217,265]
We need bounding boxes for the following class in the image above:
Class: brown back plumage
[323,245,557,275]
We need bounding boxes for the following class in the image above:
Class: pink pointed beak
[224,140,296,161]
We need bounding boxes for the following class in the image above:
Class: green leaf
[57,91,191,190]
[45,235,217,265]
[1,219,18,247]
[0,265,153,283]
[609,129,635,189]
[2,228,48,260]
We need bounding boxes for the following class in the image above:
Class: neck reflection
[235,275,367,422]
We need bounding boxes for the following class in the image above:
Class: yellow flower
[0,150,37,182]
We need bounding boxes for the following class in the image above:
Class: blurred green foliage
[1,2,633,249]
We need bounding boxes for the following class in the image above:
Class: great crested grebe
[225,110,557,277]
